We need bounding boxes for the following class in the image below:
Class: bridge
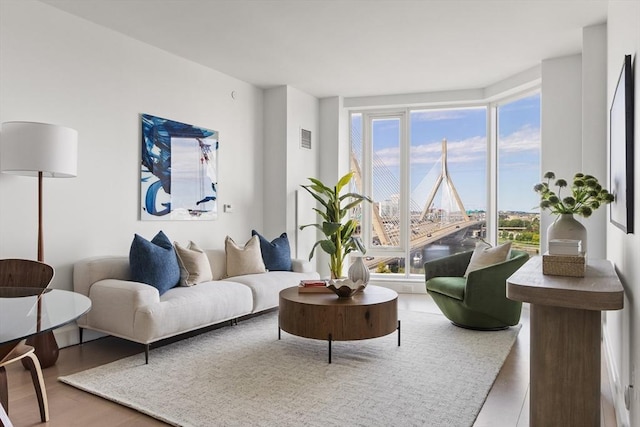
[362,218,483,270]
[350,135,483,271]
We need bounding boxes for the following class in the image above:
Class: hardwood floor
[3,293,616,426]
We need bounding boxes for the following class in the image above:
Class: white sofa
[73,249,319,362]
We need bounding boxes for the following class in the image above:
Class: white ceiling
[40,0,608,98]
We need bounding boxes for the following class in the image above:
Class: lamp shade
[0,121,78,177]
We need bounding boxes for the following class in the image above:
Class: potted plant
[534,171,614,253]
[299,171,372,279]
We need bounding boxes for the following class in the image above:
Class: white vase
[348,255,370,286]
[547,213,587,254]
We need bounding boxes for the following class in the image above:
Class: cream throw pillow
[464,241,512,277]
[174,241,213,286]
[225,235,267,277]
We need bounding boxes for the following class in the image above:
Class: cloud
[372,124,539,168]
[498,125,540,153]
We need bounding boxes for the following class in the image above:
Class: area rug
[59,310,520,427]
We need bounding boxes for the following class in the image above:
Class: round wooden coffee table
[278,285,399,363]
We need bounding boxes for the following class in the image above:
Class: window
[497,93,541,253]
[350,92,540,279]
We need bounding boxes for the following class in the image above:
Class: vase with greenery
[534,171,614,253]
[299,171,372,279]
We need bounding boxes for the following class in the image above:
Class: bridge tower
[419,138,469,222]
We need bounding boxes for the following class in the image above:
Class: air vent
[300,128,312,149]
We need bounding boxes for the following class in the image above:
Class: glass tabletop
[0,288,91,344]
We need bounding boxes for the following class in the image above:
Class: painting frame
[140,114,219,221]
[609,55,634,234]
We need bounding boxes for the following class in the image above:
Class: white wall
[0,2,264,292]
[605,2,640,426]
[263,85,319,261]
[582,24,608,260]
[263,87,288,236]
[285,86,319,261]
[540,54,584,252]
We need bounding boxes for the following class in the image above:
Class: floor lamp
[0,121,78,368]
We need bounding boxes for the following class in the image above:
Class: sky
[351,93,541,213]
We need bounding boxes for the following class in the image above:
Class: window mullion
[487,104,498,245]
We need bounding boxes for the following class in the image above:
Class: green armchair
[425,249,529,330]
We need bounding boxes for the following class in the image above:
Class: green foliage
[534,171,614,218]
[299,171,372,278]
[376,262,391,274]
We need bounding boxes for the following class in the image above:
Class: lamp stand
[38,171,43,262]
[22,172,60,369]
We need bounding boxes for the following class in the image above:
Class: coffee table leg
[328,333,332,364]
[278,327,281,340]
[398,320,401,346]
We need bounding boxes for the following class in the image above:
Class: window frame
[350,87,541,281]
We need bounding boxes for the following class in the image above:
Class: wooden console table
[507,257,623,426]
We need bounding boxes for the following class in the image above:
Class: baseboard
[603,329,631,427]
[369,280,427,294]
[54,323,106,348]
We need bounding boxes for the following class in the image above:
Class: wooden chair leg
[0,399,13,427]
[22,353,49,422]
[0,366,7,416]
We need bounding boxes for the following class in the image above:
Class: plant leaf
[322,222,342,236]
[335,171,355,193]
[320,239,337,255]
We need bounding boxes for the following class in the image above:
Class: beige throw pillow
[174,241,213,286]
[225,235,267,277]
[464,241,512,277]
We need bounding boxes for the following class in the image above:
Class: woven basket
[542,252,586,277]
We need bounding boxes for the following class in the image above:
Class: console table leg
[530,304,601,425]
[328,334,332,364]
[278,327,281,340]
[397,320,401,346]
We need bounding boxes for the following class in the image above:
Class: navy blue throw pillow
[251,230,292,271]
[129,230,180,295]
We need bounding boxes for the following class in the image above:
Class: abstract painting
[141,114,218,220]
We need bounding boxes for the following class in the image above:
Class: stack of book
[548,239,582,256]
[298,279,331,293]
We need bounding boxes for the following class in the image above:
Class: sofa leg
[78,327,83,345]
[144,345,149,364]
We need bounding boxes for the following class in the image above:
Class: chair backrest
[0,259,54,289]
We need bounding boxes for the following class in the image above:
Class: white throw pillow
[225,235,267,277]
[464,241,512,277]
[174,241,213,286]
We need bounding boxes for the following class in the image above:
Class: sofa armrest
[79,278,160,339]
[73,256,130,297]
[291,258,314,273]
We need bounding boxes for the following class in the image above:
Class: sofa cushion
[226,270,320,312]
[225,235,267,277]
[251,230,292,271]
[133,280,254,343]
[464,241,512,277]
[129,231,180,295]
[174,241,213,286]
